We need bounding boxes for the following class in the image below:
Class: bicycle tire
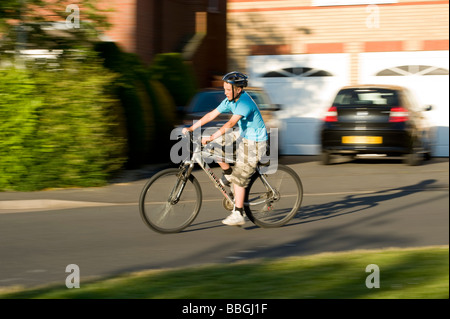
[244,164,303,228]
[139,168,202,233]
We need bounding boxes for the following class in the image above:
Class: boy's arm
[206,114,242,143]
[183,109,221,134]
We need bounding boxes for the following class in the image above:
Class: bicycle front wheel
[139,168,202,233]
[245,164,303,228]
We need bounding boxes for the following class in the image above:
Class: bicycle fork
[169,163,195,204]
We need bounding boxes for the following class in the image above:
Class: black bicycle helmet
[222,71,248,88]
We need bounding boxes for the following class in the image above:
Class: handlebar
[182,130,202,156]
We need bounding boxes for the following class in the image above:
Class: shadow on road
[229,179,447,261]
[203,179,441,233]
[289,179,440,227]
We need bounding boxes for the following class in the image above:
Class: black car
[320,85,433,165]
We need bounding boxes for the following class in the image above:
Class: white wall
[360,51,449,157]
[248,54,350,154]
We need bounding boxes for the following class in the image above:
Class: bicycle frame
[175,135,277,207]
[182,145,235,205]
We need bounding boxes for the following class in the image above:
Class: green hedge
[95,42,177,167]
[0,59,126,191]
[149,53,197,107]
[95,42,148,167]
[0,44,196,191]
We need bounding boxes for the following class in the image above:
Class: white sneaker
[222,209,245,226]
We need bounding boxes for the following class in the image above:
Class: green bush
[0,44,191,191]
[146,80,177,162]
[95,42,150,167]
[0,68,41,190]
[149,53,197,107]
[0,59,126,191]
[95,42,177,167]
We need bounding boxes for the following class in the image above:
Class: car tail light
[324,106,338,122]
[389,107,409,122]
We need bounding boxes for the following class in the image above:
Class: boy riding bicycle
[182,71,268,226]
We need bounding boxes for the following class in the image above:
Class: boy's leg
[218,162,230,170]
[214,131,238,187]
[218,162,232,187]
[222,138,268,224]
[222,139,257,225]
[221,163,250,225]
[233,184,246,209]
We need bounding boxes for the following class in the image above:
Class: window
[376,65,449,76]
[263,71,289,78]
[262,67,333,78]
[333,88,399,107]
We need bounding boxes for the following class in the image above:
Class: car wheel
[403,149,423,166]
[320,151,332,165]
[423,138,432,161]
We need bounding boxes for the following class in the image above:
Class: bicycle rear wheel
[139,168,202,233]
[244,164,303,228]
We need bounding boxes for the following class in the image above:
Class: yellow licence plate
[342,136,382,144]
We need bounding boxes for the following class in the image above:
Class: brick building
[227,0,449,156]
[101,0,228,88]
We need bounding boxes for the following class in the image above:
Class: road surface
[0,156,448,289]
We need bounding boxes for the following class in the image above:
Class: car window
[189,90,273,112]
[189,91,226,113]
[247,90,272,110]
[333,89,399,107]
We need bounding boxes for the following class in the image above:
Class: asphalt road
[0,156,448,289]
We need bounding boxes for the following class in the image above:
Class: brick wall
[100,0,138,55]
[227,0,449,83]
[99,0,227,86]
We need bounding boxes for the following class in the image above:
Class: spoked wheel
[139,168,202,233]
[244,164,303,228]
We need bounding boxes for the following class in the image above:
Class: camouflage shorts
[207,131,267,188]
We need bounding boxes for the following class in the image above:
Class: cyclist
[182,71,268,226]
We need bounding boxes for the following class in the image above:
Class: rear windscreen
[333,89,399,107]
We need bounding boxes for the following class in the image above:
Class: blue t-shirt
[216,92,268,141]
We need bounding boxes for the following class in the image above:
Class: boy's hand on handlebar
[201,136,212,145]
[182,127,213,144]
[182,127,191,135]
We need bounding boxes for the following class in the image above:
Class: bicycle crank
[222,197,234,211]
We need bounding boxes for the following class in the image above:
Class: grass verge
[0,246,448,299]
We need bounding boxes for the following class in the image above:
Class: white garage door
[360,51,449,157]
[248,54,350,155]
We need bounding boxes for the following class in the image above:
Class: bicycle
[139,132,303,233]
